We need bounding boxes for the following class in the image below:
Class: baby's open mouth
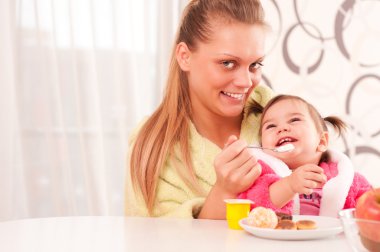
[276,137,296,147]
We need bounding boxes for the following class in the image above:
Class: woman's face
[260,99,327,169]
[180,21,266,120]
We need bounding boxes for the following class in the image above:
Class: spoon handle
[247,144,295,153]
[247,146,277,152]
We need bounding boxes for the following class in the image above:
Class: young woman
[126,0,273,219]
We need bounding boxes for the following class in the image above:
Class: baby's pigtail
[323,116,348,136]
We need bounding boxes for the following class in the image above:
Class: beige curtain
[0,0,185,221]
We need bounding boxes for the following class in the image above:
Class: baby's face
[260,99,325,169]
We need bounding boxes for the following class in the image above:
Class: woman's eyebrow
[254,56,265,62]
[216,53,265,63]
[216,53,239,59]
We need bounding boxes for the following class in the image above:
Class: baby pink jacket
[238,151,372,217]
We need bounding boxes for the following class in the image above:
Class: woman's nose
[233,69,253,88]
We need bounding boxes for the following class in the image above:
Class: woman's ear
[317,131,329,152]
[176,42,191,71]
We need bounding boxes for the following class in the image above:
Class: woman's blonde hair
[130,0,267,215]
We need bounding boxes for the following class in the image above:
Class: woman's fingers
[215,138,247,168]
[214,136,260,194]
[244,162,262,185]
[225,147,257,172]
[227,155,260,189]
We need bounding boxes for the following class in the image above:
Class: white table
[0,216,351,252]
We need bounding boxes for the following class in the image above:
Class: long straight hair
[130,0,267,215]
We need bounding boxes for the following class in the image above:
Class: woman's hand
[287,164,327,195]
[197,135,261,219]
[213,135,262,197]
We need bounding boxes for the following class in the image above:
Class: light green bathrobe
[125,84,273,218]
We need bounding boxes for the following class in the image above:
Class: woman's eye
[222,61,235,69]
[250,62,263,71]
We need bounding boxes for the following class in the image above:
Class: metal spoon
[247,143,295,153]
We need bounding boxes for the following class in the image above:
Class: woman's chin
[223,108,245,118]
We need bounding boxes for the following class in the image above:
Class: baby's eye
[250,62,263,71]
[264,124,276,130]
[290,117,301,123]
[222,61,235,69]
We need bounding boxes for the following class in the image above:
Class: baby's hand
[287,164,327,195]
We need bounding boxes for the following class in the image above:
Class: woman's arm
[197,184,237,219]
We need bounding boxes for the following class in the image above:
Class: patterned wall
[261,0,380,186]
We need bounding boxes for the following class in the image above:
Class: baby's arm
[269,164,327,208]
[238,160,293,213]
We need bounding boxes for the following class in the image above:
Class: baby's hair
[323,116,347,136]
[249,94,348,138]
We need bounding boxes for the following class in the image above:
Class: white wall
[260,1,380,186]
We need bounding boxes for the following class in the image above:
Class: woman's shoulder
[248,84,275,106]
[240,85,274,144]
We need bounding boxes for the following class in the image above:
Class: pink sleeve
[343,172,372,209]
[238,160,293,214]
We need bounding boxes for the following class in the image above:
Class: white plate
[239,215,343,240]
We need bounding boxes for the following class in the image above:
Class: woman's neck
[192,113,242,149]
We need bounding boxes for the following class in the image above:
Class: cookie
[276,212,293,221]
[275,220,297,230]
[296,220,317,230]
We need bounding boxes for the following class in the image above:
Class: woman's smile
[221,91,246,100]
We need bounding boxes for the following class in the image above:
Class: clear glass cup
[339,208,380,252]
